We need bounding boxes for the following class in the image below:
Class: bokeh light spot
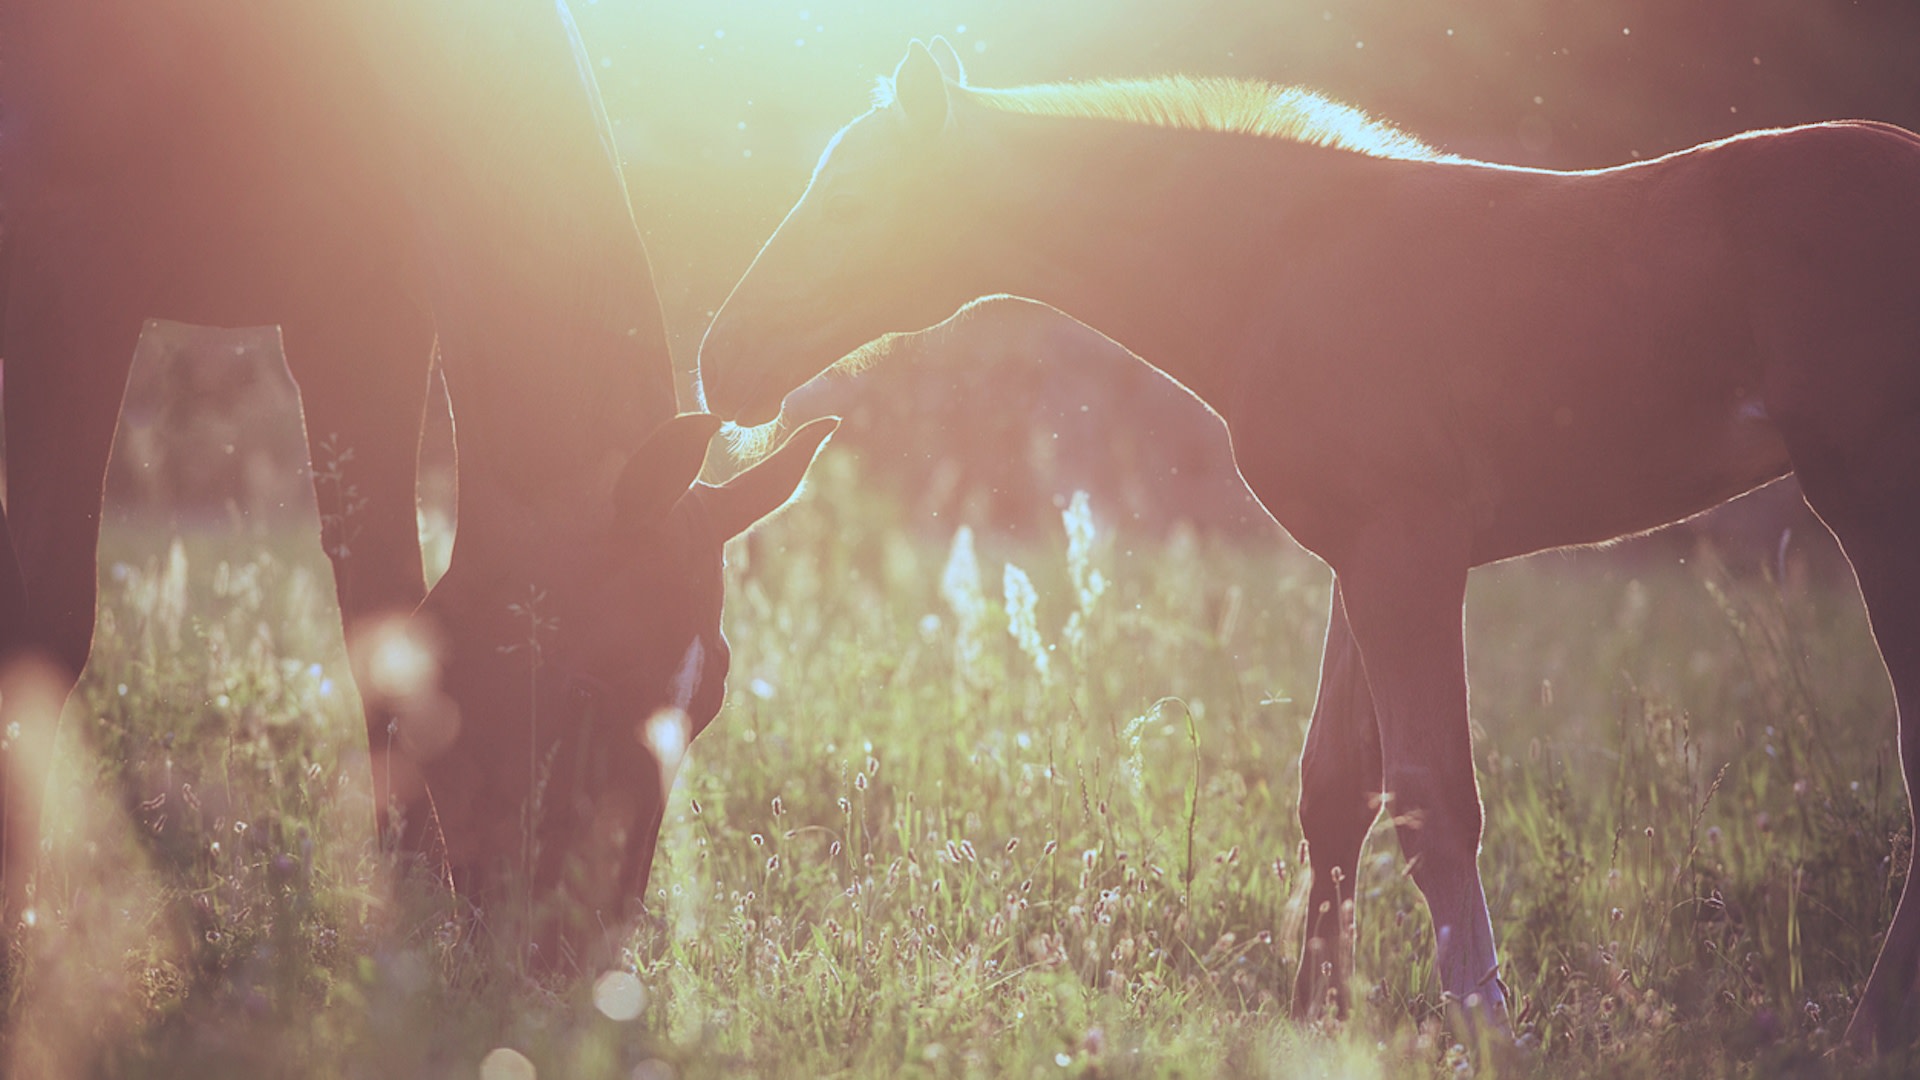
[643,707,690,774]
[593,970,648,1021]
[631,1060,677,1080]
[479,1047,536,1080]
[355,616,442,701]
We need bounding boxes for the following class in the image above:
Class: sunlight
[8,0,1915,1072]
[720,418,780,464]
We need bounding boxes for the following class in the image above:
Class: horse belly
[1509,398,1788,557]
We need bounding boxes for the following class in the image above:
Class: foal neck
[969,112,1364,419]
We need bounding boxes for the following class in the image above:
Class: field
[3,456,1915,1079]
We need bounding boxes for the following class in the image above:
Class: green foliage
[3,465,1913,1078]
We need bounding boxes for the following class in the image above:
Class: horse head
[370,413,837,965]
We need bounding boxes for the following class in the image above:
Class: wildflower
[1061,491,1108,654]
[1003,562,1051,682]
[1121,709,1153,786]
[941,526,987,688]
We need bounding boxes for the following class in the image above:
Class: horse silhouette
[697,39,1920,1048]
[0,0,835,964]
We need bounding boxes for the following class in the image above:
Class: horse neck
[964,114,1352,416]
[380,0,679,514]
[431,241,677,511]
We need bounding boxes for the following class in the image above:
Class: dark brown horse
[697,40,1920,1048]
[0,0,835,962]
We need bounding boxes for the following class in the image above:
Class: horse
[696,39,1920,1048]
[0,0,836,964]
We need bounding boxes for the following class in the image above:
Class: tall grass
[3,458,1913,1077]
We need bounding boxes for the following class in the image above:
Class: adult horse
[697,40,1920,1047]
[0,0,836,962]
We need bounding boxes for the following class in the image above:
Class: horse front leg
[1334,526,1508,1030]
[283,298,436,635]
[282,294,435,840]
[1,238,149,919]
[1293,578,1384,1020]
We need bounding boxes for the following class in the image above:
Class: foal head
[699,39,983,427]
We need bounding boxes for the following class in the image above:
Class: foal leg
[1336,531,1508,1026]
[1293,578,1385,1019]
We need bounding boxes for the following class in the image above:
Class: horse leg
[0,248,149,917]
[1790,440,1920,1051]
[281,296,435,835]
[1292,577,1384,1019]
[1334,528,1507,1027]
[0,500,25,662]
[282,295,436,634]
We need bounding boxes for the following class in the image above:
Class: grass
[3,456,1915,1078]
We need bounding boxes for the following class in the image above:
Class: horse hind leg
[1793,427,1920,1051]
[1293,578,1385,1020]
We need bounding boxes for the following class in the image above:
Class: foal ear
[927,35,967,86]
[614,413,723,528]
[894,40,950,135]
[699,417,840,540]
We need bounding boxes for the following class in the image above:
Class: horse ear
[699,417,839,540]
[614,413,723,528]
[927,35,967,86]
[894,40,949,134]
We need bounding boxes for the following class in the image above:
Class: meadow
[3,454,1914,1079]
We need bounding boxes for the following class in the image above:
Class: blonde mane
[877,74,1447,161]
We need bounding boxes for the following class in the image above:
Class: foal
[697,40,1920,1047]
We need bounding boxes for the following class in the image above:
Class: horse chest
[1221,369,1462,565]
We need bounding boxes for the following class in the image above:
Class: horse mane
[874,74,1447,162]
